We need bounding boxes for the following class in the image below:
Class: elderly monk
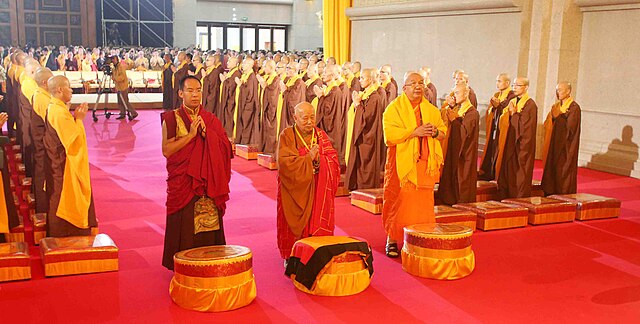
[201,54,224,115]
[257,60,281,154]
[314,64,344,156]
[162,53,174,110]
[219,56,241,138]
[277,61,306,137]
[276,102,340,260]
[172,51,190,109]
[419,66,438,106]
[304,64,322,103]
[478,73,515,181]
[161,75,233,270]
[379,64,397,107]
[44,75,97,237]
[541,82,581,196]
[454,72,478,109]
[233,58,260,144]
[31,67,54,214]
[382,72,446,258]
[438,83,479,205]
[345,68,386,190]
[496,77,538,199]
[19,59,40,177]
[0,112,21,243]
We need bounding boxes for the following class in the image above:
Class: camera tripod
[91,72,134,122]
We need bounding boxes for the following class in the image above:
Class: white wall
[290,0,323,51]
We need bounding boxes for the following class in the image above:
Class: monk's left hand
[74,103,89,120]
[309,144,319,161]
[352,91,362,106]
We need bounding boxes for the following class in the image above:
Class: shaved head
[351,61,361,74]
[24,59,40,78]
[556,81,572,101]
[557,81,572,92]
[35,67,53,88]
[293,101,316,135]
[48,75,68,93]
[294,101,314,116]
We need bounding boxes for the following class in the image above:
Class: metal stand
[91,73,132,122]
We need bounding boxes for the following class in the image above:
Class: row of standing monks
[1,50,97,242]
[161,53,582,205]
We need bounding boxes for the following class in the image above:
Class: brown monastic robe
[497,96,538,199]
[219,68,242,138]
[31,88,51,213]
[172,64,189,109]
[316,85,344,158]
[202,64,224,116]
[425,82,438,107]
[438,101,479,205]
[305,77,323,103]
[469,87,478,110]
[235,72,260,145]
[478,90,516,181]
[162,62,174,110]
[383,80,398,108]
[338,81,350,160]
[345,86,386,190]
[260,74,281,154]
[279,77,306,134]
[541,101,581,195]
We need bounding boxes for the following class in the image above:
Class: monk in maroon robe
[541,82,581,196]
[454,72,478,109]
[345,68,386,190]
[276,102,340,259]
[315,64,344,157]
[496,77,538,199]
[419,66,438,106]
[479,73,516,181]
[304,64,322,103]
[161,76,232,270]
[278,62,306,134]
[438,83,479,205]
[172,52,190,109]
[379,64,397,107]
[234,58,260,144]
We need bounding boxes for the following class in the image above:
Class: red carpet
[1,110,639,323]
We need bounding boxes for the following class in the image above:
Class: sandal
[385,243,399,258]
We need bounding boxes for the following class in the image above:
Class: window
[197,22,288,52]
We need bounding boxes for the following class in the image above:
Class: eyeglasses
[405,82,425,88]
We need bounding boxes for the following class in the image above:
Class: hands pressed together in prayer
[0,112,7,128]
[201,69,207,78]
[256,75,266,88]
[489,96,500,108]
[219,74,227,82]
[171,65,177,73]
[189,116,206,139]
[279,80,287,93]
[445,108,458,122]
[445,94,456,108]
[508,101,517,115]
[352,91,362,106]
[313,85,324,98]
[308,144,319,161]
[74,103,89,120]
[235,77,242,86]
[412,123,437,138]
[551,104,562,119]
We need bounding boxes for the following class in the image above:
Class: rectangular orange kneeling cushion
[0,242,31,282]
[476,181,498,202]
[531,180,544,197]
[548,193,620,221]
[435,205,478,231]
[257,153,278,170]
[235,144,260,160]
[33,213,47,244]
[453,201,529,231]
[502,197,576,225]
[40,234,119,277]
[5,214,24,243]
[350,188,383,214]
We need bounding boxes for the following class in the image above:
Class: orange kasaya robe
[382,93,446,241]
[276,125,341,259]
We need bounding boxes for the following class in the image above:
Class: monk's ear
[178,89,184,99]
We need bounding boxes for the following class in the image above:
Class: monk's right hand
[189,118,201,138]
[74,103,89,120]
[412,124,431,138]
[490,97,499,107]
[313,85,323,98]
[220,74,226,82]
[308,144,319,160]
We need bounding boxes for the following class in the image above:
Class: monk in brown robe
[317,61,326,79]
[277,62,305,136]
[314,64,344,157]
[276,102,340,260]
[31,67,53,214]
[454,72,478,109]
[541,82,581,196]
[201,54,224,115]
[161,75,232,270]
[0,112,21,243]
[438,83,479,205]
[172,52,190,109]
[298,58,310,82]
[345,68,386,190]
[44,76,97,237]
[257,60,281,154]
[234,58,260,144]
[5,53,17,138]
[19,59,40,177]
[304,64,322,103]
[496,77,538,199]
[162,53,174,110]
[419,66,438,106]
[12,53,26,145]
[219,56,241,138]
[379,64,397,107]
[478,73,516,181]
[382,72,446,257]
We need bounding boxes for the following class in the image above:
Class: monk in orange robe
[438,83,479,205]
[31,67,54,214]
[541,82,581,196]
[44,76,97,237]
[478,73,516,181]
[161,76,232,270]
[276,102,340,260]
[382,72,446,258]
[496,77,538,199]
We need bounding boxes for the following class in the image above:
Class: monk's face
[359,73,372,89]
[242,60,253,73]
[294,105,316,135]
[59,79,73,103]
[455,74,467,85]
[179,78,203,109]
[453,86,469,104]
[276,63,286,76]
[206,56,215,68]
[513,78,528,97]
[556,84,571,101]
[403,74,425,102]
[317,62,326,76]
[286,64,297,78]
[496,76,510,91]
[379,68,389,82]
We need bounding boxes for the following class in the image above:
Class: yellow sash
[345,83,379,164]
[496,92,529,179]
[457,99,473,117]
[305,75,319,87]
[201,62,220,83]
[219,66,239,102]
[47,97,92,229]
[33,87,52,120]
[260,72,277,122]
[233,69,253,139]
[507,92,531,114]
[541,97,574,165]
[21,77,38,105]
[382,93,446,186]
[381,79,390,89]
[172,61,186,87]
[346,74,355,88]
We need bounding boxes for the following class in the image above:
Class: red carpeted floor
[1,110,639,323]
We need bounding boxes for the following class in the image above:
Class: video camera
[102,56,116,75]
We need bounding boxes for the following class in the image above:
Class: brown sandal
[385,243,399,258]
